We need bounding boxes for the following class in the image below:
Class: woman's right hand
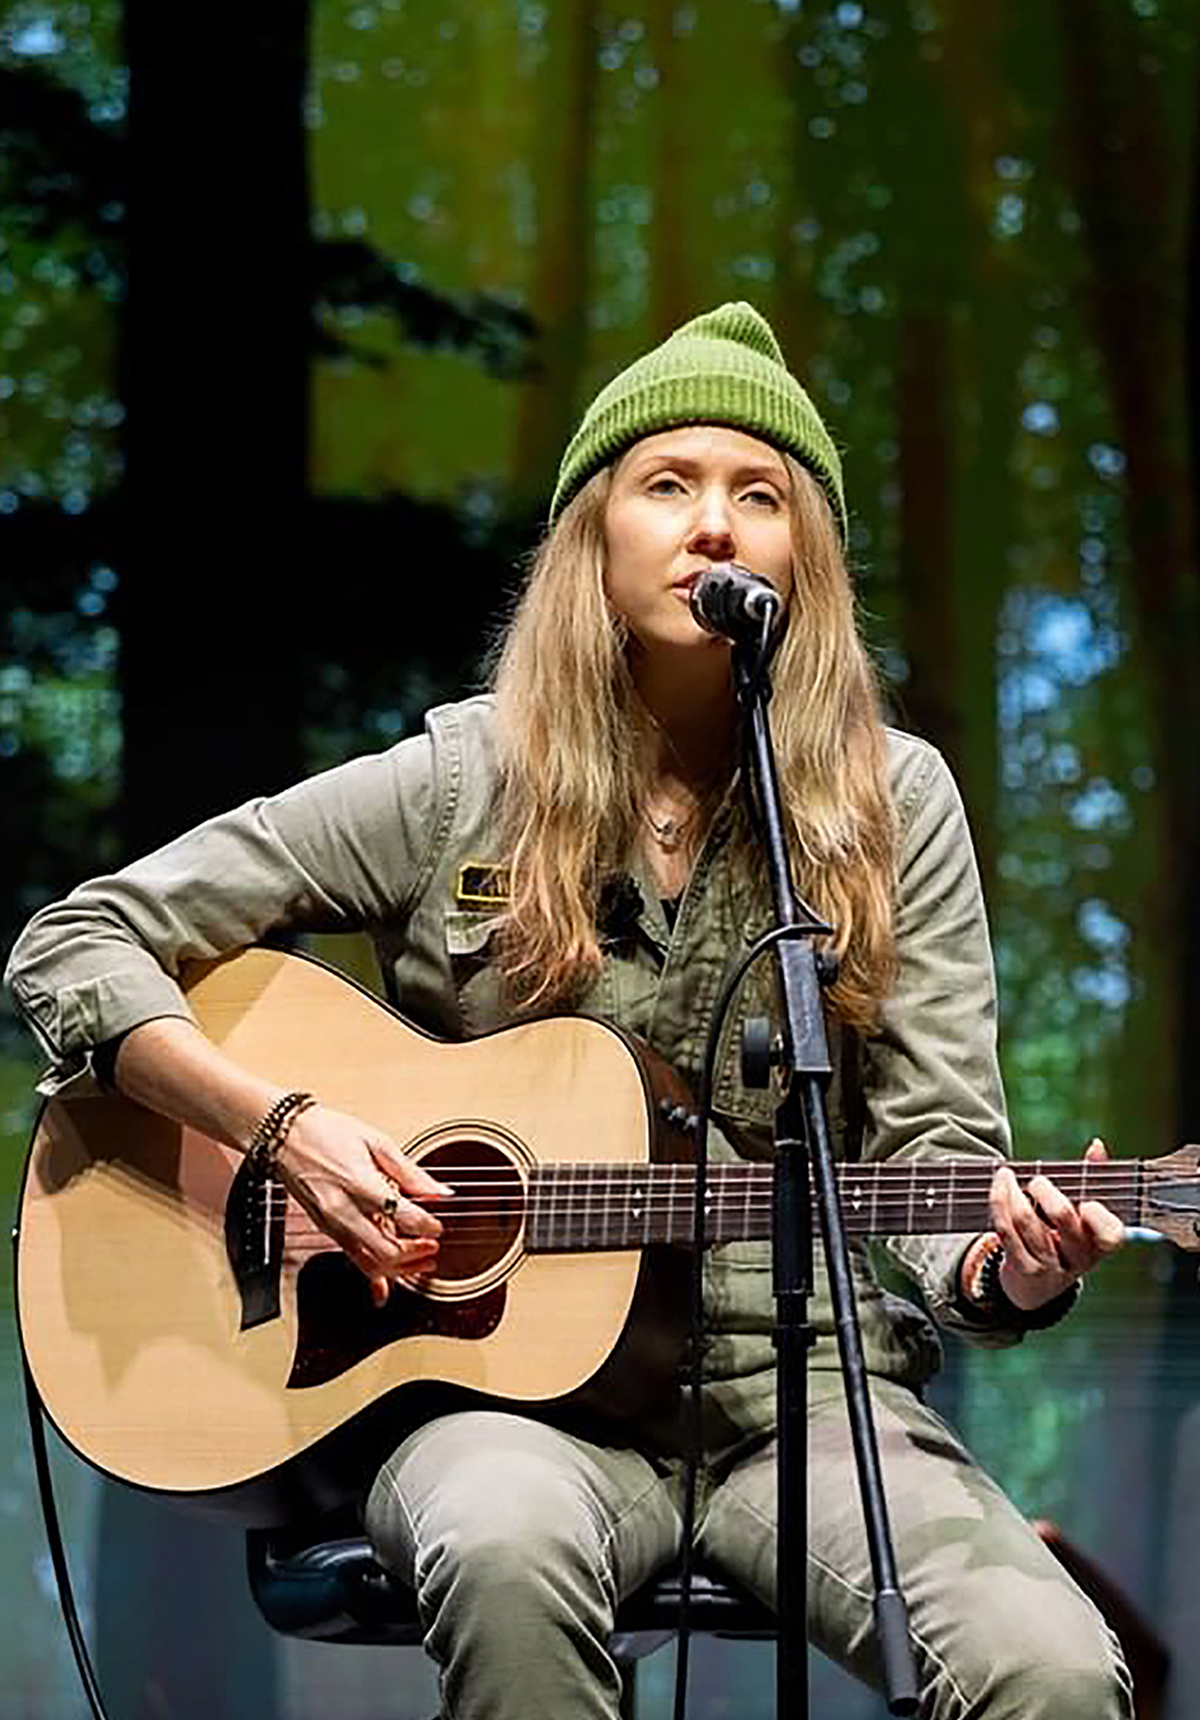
[278,1103,454,1307]
[107,1018,452,1306]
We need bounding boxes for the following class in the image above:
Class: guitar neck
[526,1159,1147,1252]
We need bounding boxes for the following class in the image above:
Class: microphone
[689,562,783,645]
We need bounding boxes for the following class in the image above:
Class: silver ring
[381,1195,399,1220]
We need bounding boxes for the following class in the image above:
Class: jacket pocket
[443,907,504,1037]
[443,907,501,959]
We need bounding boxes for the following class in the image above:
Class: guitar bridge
[225,1158,286,1329]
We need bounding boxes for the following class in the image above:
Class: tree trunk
[894,306,962,752]
[1183,12,1200,1150]
[99,5,314,1708]
[117,2,310,853]
[508,0,598,515]
[1056,0,1198,1152]
[1054,0,1200,1604]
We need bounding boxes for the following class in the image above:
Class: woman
[7,303,1130,1718]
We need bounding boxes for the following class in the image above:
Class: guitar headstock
[1140,1145,1200,1250]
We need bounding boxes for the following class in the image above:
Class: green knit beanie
[549,301,847,538]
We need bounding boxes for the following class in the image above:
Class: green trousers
[364,1379,1132,1720]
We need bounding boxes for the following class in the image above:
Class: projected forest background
[1,2,1198,1715]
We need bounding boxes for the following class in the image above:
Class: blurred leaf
[312,239,537,376]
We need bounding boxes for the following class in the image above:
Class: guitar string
[267,1186,1153,1221]
[260,1194,1152,1229]
[257,1169,1157,1232]
[259,1180,1154,1214]
[256,1162,1156,1184]
[270,1203,1147,1227]
[259,1168,1153,1186]
[287,1186,1151,1208]
[259,1171,1155,1206]
[259,1173,1156,1195]
[264,1191,1151,1237]
[285,1159,1155,1175]
[328,1172,1152,1184]
[272,1235,1152,1265]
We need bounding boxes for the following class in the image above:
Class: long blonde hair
[489,457,897,1029]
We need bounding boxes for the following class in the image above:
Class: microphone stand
[731,633,918,1720]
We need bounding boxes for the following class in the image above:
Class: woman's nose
[686,488,736,557]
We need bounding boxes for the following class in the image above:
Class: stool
[247,1514,777,1716]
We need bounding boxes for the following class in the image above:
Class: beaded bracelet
[245,1089,316,1177]
[962,1233,1004,1308]
[960,1235,1080,1332]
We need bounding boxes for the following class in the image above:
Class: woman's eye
[744,488,781,509]
[647,475,685,496]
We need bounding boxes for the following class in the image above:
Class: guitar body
[16,949,692,1521]
[20,944,1200,1524]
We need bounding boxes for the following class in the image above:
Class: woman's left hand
[990,1137,1126,1311]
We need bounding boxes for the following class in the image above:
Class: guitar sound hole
[419,1138,525,1285]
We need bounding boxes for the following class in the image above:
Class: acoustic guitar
[16,947,1200,1520]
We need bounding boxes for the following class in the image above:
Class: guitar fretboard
[525,1160,1146,1252]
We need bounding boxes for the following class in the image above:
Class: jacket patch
[455,862,511,909]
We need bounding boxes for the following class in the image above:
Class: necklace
[642,804,698,852]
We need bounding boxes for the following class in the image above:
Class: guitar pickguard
[288,1253,506,1389]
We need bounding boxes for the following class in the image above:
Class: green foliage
[960,1330,1106,1522]
[0,12,124,506]
[0,587,122,968]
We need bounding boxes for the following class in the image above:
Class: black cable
[17,1280,112,1720]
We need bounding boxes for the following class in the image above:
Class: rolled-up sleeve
[5,730,442,1094]
[865,734,1025,1347]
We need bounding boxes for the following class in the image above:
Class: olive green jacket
[6,696,1024,1447]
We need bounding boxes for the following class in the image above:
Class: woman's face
[601,425,794,658]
